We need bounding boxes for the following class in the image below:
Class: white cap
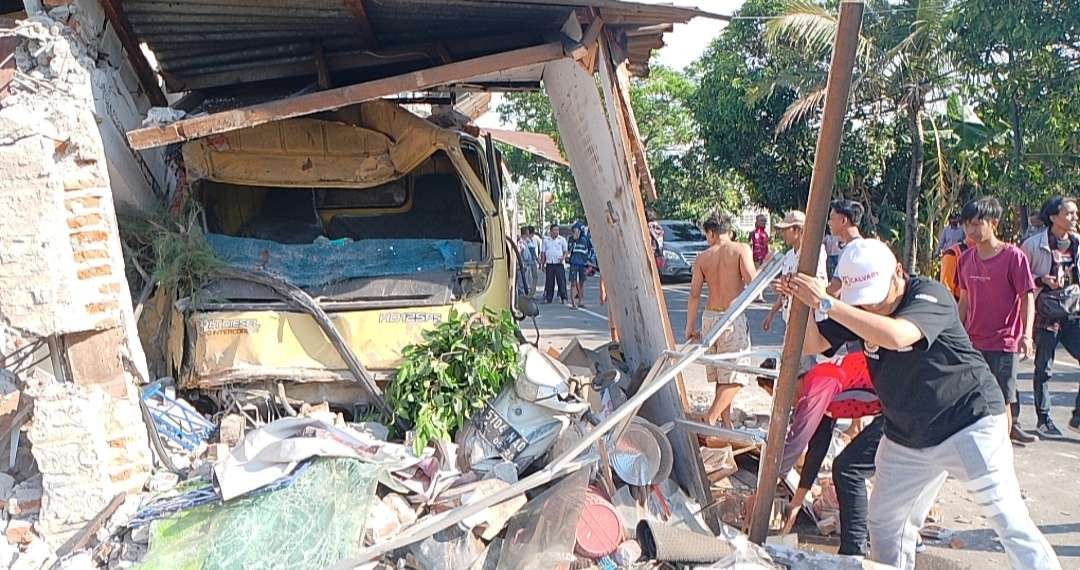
[835,239,898,306]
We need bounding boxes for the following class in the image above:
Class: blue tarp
[206,234,465,287]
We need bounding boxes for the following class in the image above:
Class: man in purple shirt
[957,197,1038,444]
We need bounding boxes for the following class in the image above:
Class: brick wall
[0,14,154,547]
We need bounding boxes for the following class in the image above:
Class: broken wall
[46,0,176,214]
[0,11,153,547]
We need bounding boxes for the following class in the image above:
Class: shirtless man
[685,215,758,427]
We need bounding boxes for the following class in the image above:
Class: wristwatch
[818,298,834,315]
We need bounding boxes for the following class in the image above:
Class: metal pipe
[748,0,865,545]
[657,419,761,446]
[695,360,779,379]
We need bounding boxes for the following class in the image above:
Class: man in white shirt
[542,224,569,304]
[764,210,828,334]
[517,226,540,297]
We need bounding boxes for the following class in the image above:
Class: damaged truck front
[142,101,518,412]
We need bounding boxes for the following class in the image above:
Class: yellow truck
[141,101,522,412]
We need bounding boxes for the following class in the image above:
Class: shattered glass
[136,458,381,570]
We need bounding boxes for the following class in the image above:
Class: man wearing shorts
[685,215,757,428]
[567,222,594,309]
[956,197,1038,444]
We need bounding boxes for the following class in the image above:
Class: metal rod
[657,419,762,447]
[695,360,779,379]
[748,0,865,544]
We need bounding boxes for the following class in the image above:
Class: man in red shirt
[750,214,770,266]
[956,197,1038,444]
[758,352,882,556]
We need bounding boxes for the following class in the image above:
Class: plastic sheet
[137,458,381,570]
[206,234,465,287]
[497,467,593,570]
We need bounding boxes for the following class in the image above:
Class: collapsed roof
[121,0,723,94]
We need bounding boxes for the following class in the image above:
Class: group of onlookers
[683,197,1064,569]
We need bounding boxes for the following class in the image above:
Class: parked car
[657,220,708,282]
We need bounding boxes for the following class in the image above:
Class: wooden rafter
[126,42,569,150]
[343,0,378,48]
[100,0,167,107]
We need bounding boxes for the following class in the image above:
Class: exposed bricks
[76,265,111,280]
[66,213,105,229]
[70,230,109,245]
[65,196,101,211]
[86,301,119,314]
[73,249,109,263]
[97,283,122,295]
[4,519,35,546]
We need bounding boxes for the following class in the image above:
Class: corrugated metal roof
[121,0,720,94]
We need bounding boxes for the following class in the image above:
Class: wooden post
[544,57,717,531]
[748,0,864,544]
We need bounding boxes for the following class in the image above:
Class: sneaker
[1010,425,1038,444]
[1037,419,1064,439]
[1069,417,1080,434]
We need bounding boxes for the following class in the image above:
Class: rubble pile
[0,340,892,570]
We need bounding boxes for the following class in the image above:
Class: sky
[475,0,744,129]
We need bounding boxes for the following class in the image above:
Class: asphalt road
[527,275,1080,570]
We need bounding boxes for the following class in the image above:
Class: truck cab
[142,101,517,411]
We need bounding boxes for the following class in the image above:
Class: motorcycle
[457,344,597,476]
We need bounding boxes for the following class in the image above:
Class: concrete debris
[145,471,179,493]
[919,524,953,541]
[140,107,186,128]
[7,477,42,517]
[217,413,245,447]
[5,518,36,545]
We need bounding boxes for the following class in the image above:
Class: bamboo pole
[748,0,865,544]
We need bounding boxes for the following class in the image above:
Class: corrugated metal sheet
[122,0,720,94]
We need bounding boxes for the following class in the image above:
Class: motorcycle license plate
[473,404,529,461]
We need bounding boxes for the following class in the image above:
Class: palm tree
[763,0,955,270]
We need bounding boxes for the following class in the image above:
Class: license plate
[472,404,529,461]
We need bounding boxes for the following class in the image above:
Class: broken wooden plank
[100,0,167,107]
[126,42,568,150]
[53,492,126,561]
[613,55,657,201]
[748,0,865,545]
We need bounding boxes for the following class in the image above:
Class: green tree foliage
[498,65,744,225]
[497,0,1076,263]
[950,0,1080,213]
[388,309,522,454]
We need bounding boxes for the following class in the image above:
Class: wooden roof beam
[126,41,571,150]
[100,0,167,107]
